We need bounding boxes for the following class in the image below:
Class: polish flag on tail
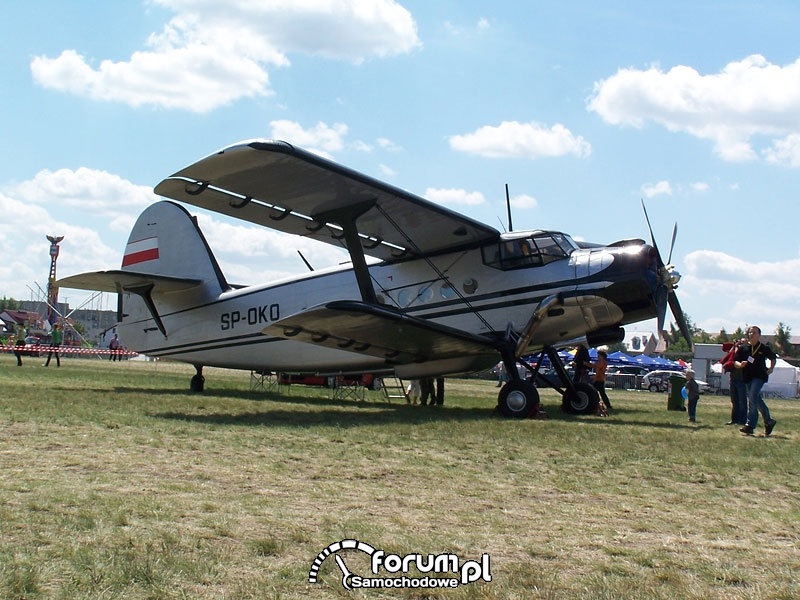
[122,237,159,267]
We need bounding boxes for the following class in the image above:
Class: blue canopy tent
[631,354,660,368]
[607,351,636,365]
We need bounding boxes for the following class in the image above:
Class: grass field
[1,355,798,599]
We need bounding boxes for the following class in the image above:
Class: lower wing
[264,300,499,366]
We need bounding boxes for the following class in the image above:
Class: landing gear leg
[537,345,599,414]
[190,365,205,392]
[526,346,600,415]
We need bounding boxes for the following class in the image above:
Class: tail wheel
[190,374,205,392]
[498,380,539,419]
[561,382,599,415]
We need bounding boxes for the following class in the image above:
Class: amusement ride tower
[46,235,64,326]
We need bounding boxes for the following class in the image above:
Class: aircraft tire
[561,382,599,415]
[497,380,539,418]
[190,374,205,392]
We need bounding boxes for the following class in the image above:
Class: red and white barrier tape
[0,344,138,357]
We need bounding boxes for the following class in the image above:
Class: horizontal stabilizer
[57,270,202,294]
[264,300,498,365]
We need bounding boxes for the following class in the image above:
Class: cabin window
[483,233,575,270]
[440,282,457,299]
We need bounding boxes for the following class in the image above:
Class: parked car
[531,367,575,388]
[605,365,649,389]
[641,370,708,393]
[22,336,42,357]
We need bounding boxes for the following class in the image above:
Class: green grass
[1,355,798,599]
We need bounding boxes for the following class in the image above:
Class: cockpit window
[483,232,576,270]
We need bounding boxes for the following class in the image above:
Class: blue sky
[2,1,800,339]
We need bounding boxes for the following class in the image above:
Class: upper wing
[264,300,499,365]
[154,140,500,262]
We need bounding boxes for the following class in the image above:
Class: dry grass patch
[0,356,798,598]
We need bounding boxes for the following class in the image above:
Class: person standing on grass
[109,333,121,361]
[44,323,62,367]
[734,326,777,436]
[572,344,591,384]
[433,376,445,406]
[721,338,748,425]
[13,324,26,367]
[685,369,700,423]
[590,350,612,412]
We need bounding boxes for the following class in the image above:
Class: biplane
[58,140,692,417]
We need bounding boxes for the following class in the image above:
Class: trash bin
[667,375,686,411]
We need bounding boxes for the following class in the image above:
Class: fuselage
[117,231,658,377]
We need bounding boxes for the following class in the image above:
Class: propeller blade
[668,292,693,349]
[640,200,662,263]
[655,285,668,333]
[667,222,677,265]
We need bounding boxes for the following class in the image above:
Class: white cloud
[193,212,348,285]
[0,192,120,302]
[8,168,156,217]
[641,180,672,198]
[0,168,156,295]
[424,187,485,206]
[378,164,397,177]
[30,0,420,112]
[377,138,403,152]
[690,181,710,192]
[268,120,348,155]
[510,193,538,209]
[682,250,800,333]
[763,133,800,167]
[449,121,591,159]
[588,54,800,165]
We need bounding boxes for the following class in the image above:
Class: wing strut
[312,199,378,304]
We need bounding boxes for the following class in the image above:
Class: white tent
[762,358,800,398]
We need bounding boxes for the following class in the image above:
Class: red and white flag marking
[122,237,159,267]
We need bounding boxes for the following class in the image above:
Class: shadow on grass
[109,384,695,430]
[152,405,500,428]
[146,399,694,432]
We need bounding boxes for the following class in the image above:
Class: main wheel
[498,380,539,418]
[561,382,599,414]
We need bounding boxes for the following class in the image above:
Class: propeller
[641,200,693,349]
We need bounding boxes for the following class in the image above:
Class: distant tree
[717,329,730,343]
[0,297,21,311]
[731,326,747,342]
[666,311,700,352]
[607,341,628,354]
[773,322,793,357]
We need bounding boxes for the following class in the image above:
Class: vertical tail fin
[121,201,228,296]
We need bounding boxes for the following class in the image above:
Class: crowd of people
[405,377,445,406]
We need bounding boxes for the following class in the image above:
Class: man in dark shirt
[734,326,777,436]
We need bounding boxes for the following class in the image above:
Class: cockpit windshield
[483,232,577,270]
